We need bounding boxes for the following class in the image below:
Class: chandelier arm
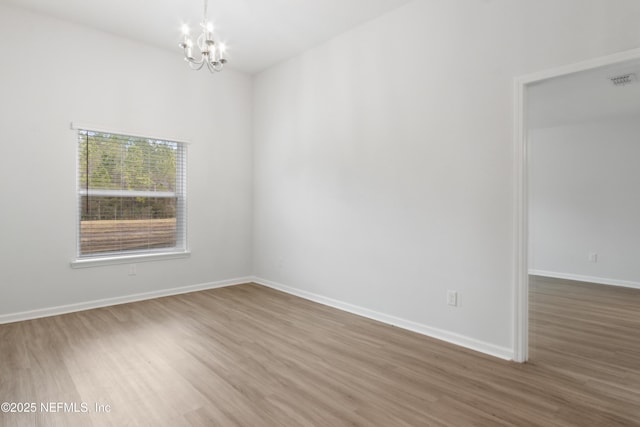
[207,63,222,73]
[188,60,206,71]
[211,62,224,73]
[183,49,204,65]
[182,49,196,63]
[197,33,208,53]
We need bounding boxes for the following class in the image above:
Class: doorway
[513,47,640,362]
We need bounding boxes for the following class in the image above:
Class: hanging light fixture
[179,0,228,73]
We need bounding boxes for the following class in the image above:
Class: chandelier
[179,0,228,73]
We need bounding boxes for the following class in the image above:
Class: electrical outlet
[447,290,458,307]
[588,253,598,263]
[128,264,137,276]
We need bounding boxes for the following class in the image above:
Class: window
[74,128,187,264]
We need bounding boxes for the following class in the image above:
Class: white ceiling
[1,0,413,74]
[528,58,640,129]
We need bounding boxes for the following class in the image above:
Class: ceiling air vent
[610,73,637,86]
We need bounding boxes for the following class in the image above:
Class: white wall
[529,117,640,287]
[0,4,253,318]
[252,0,640,357]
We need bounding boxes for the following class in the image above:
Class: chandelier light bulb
[219,43,227,63]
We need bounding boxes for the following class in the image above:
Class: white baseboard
[529,270,640,290]
[0,276,252,325]
[252,277,513,361]
[3,275,515,361]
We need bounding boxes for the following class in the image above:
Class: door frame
[512,47,640,363]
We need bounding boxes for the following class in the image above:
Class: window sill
[70,250,191,269]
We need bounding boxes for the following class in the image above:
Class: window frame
[70,123,190,268]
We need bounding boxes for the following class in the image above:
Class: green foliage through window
[77,129,186,256]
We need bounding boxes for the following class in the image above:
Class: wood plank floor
[528,275,640,426]
[0,280,639,426]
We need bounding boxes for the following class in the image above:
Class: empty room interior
[1,0,639,426]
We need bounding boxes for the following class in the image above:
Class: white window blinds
[77,129,187,258]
